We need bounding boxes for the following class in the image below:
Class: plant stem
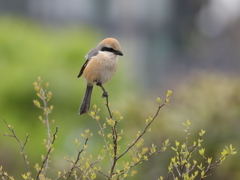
[40,87,51,175]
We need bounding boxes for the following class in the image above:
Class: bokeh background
[1,0,240,179]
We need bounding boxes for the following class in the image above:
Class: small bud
[156,97,162,104]
[166,90,172,98]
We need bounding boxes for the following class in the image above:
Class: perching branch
[98,85,119,179]
[96,82,112,118]
[96,86,172,179]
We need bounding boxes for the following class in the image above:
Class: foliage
[0,77,236,180]
[1,78,171,179]
[159,120,236,180]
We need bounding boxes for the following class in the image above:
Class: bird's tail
[79,85,93,115]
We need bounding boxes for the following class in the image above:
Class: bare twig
[2,118,31,175]
[97,82,112,118]
[105,95,112,119]
[36,126,58,180]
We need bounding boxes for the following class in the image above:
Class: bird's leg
[95,80,108,98]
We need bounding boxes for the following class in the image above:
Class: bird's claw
[95,80,108,98]
[102,91,108,98]
[96,80,102,86]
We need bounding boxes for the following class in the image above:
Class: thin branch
[77,167,92,180]
[199,154,229,180]
[1,172,13,180]
[187,162,196,174]
[109,121,118,178]
[173,162,182,178]
[116,148,165,178]
[40,88,52,175]
[96,82,112,118]
[179,136,202,177]
[88,160,110,179]
[165,172,172,180]
[95,119,112,166]
[36,126,58,180]
[2,118,31,175]
[76,158,103,180]
[76,158,109,180]
[117,103,165,160]
[99,86,169,179]
[105,95,112,119]
[99,86,119,179]
[55,137,89,180]
[184,131,190,174]
[171,170,176,180]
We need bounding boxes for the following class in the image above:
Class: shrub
[0,77,236,180]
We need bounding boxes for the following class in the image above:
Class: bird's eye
[101,47,115,52]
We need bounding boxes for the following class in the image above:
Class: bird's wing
[77,47,99,78]
[77,59,89,78]
[85,47,99,60]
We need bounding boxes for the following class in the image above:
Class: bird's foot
[102,91,108,98]
[95,80,108,98]
[96,80,102,86]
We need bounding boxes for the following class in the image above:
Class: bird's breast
[83,52,118,85]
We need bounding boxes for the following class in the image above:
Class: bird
[77,38,123,115]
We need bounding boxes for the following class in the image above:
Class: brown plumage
[77,38,123,115]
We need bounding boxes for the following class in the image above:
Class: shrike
[77,38,123,115]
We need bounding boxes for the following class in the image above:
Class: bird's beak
[115,50,123,56]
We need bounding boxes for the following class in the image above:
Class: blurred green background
[1,1,240,179]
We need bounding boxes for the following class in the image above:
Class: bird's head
[98,38,123,56]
